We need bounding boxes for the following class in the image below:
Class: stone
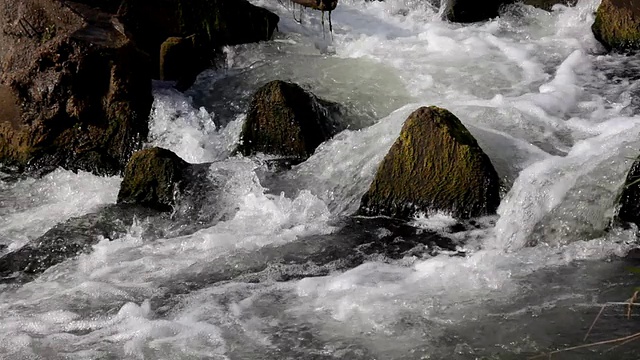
[616,155,640,228]
[443,0,508,22]
[117,147,190,211]
[117,0,279,82]
[592,0,640,52]
[358,106,501,219]
[0,0,152,175]
[237,80,345,161]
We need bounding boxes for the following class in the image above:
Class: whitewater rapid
[1,0,640,358]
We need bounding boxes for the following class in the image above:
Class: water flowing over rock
[237,80,345,161]
[358,106,501,220]
[0,205,161,283]
[592,0,640,52]
[615,155,640,229]
[0,0,152,175]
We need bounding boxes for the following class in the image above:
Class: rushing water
[2,0,640,359]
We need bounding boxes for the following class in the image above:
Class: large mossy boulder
[237,80,345,161]
[358,106,501,219]
[0,0,152,175]
[592,0,640,52]
[616,155,640,228]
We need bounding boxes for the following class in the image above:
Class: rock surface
[616,155,640,228]
[0,0,152,175]
[359,106,501,219]
[0,205,161,283]
[117,0,279,81]
[443,0,576,22]
[237,80,345,161]
[592,0,640,51]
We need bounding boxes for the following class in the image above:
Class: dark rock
[0,0,152,175]
[358,106,501,220]
[443,0,508,23]
[159,36,203,90]
[237,80,345,161]
[520,0,576,11]
[117,0,279,84]
[616,155,640,228]
[0,205,161,283]
[592,0,640,52]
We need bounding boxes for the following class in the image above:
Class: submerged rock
[592,0,640,52]
[0,205,161,283]
[0,0,152,175]
[359,106,501,220]
[443,0,576,22]
[237,80,345,161]
[615,155,640,228]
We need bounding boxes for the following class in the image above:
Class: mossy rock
[237,80,345,161]
[117,147,190,211]
[358,106,501,219]
[615,155,640,228]
[592,0,640,52]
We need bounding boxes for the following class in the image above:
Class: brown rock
[0,0,152,175]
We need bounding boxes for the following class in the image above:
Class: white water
[2,0,640,358]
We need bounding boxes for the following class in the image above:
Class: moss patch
[117,147,189,211]
[359,106,501,219]
[592,0,640,51]
[237,80,344,160]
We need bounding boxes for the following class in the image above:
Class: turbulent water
[2,0,640,359]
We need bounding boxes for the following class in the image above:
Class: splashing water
[1,0,640,358]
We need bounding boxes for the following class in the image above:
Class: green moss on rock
[358,106,501,219]
[592,0,640,51]
[117,147,189,211]
[237,80,344,161]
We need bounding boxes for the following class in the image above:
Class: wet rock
[443,0,508,22]
[237,80,345,162]
[358,106,501,220]
[592,0,640,52]
[0,205,161,283]
[0,0,152,175]
[520,0,577,11]
[615,155,640,228]
[117,0,279,85]
[443,0,576,22]
[159,36,203,90]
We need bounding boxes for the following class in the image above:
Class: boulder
[521,0,577,11]
[117,0,279,82]
[159,36,204,90]
[442,0,508,22]
[237,80,345,161]
[117,147,222,215]
[0,0,152,175]
[616,155,640,228]
[592,0,640,52]
[358,106,501,219]
[442,0,576,22]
